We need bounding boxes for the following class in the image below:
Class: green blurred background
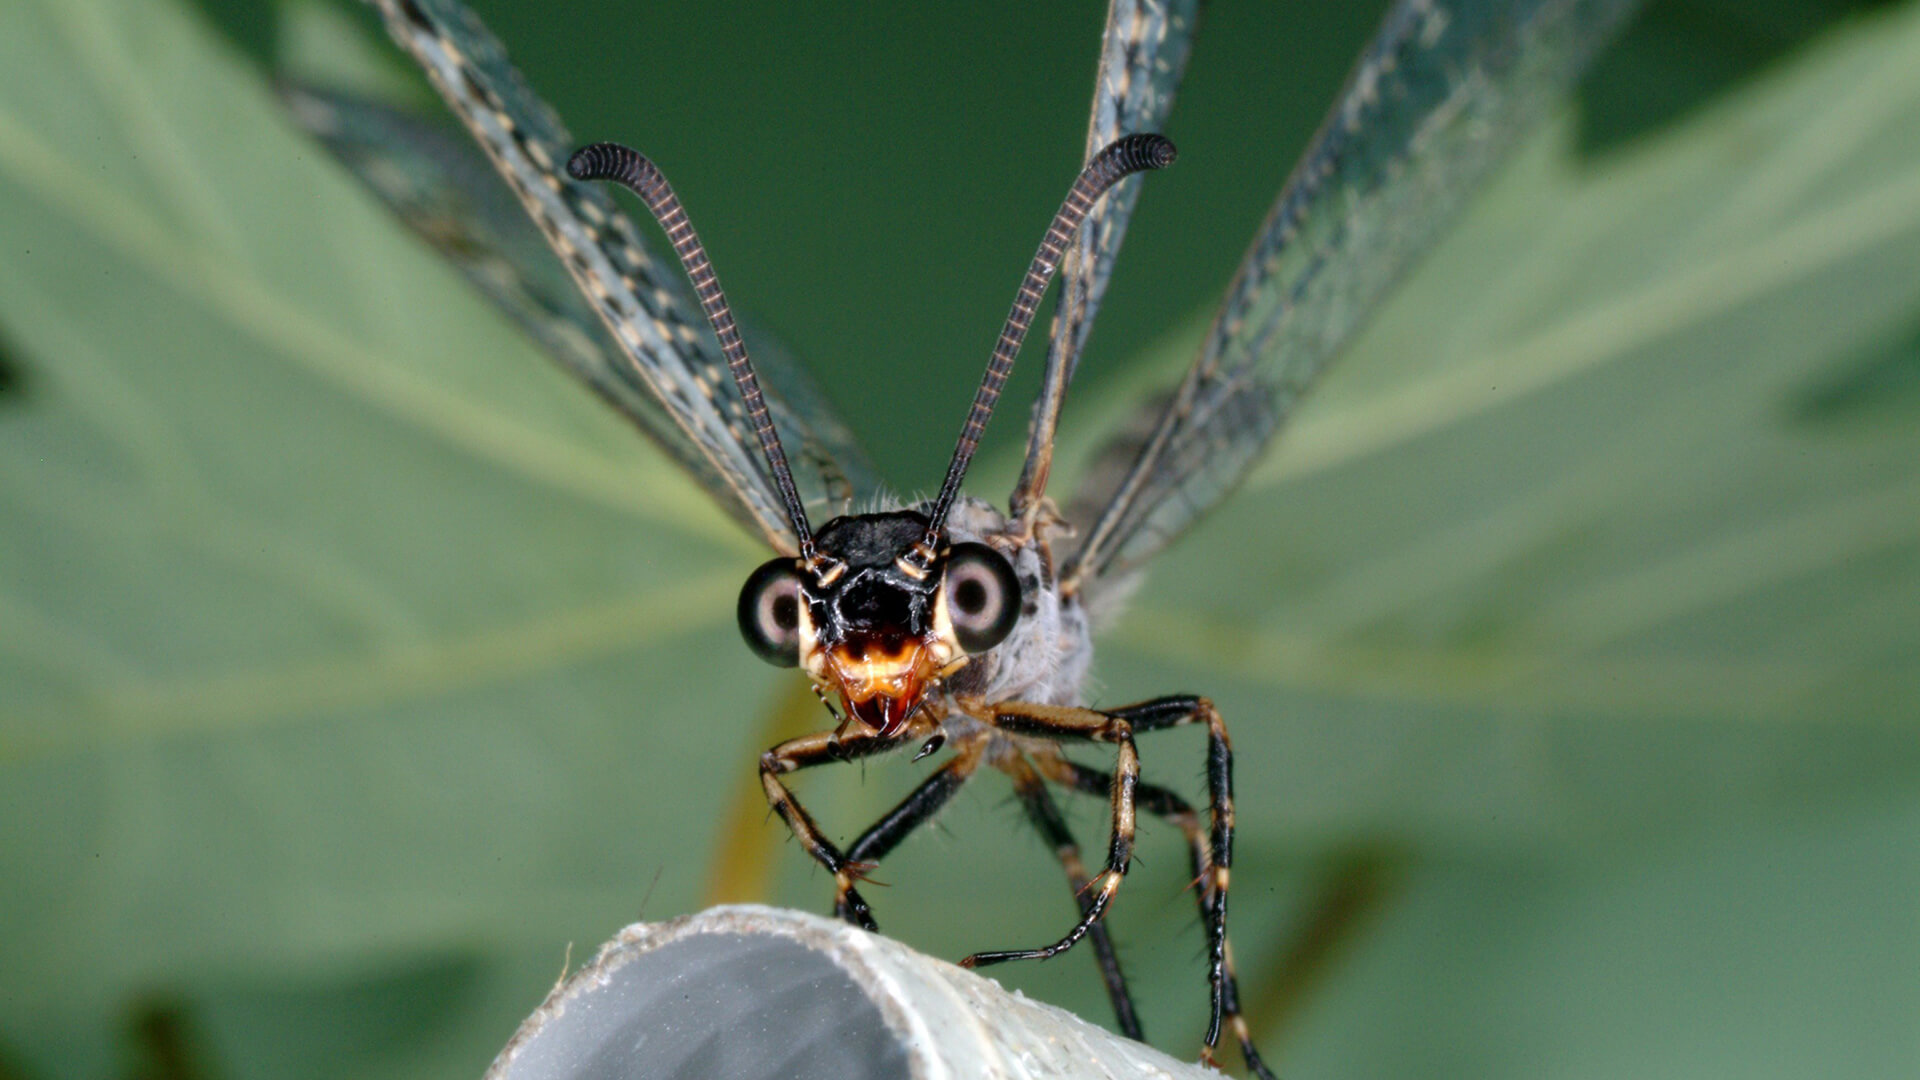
[3,0,1919,1077]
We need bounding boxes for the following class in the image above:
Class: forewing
[1011,0,1200,516]
[355,0,878,554]
[1067,0,1643,587]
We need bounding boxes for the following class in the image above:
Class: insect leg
[960,702,1138,969]
[760,727,910,932]
[998,752,1144,1041]
[1041,696,1275,1080]
[832,736,987,926]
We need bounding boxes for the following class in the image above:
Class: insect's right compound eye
[943,542,1021,654]
[737,558,805,667]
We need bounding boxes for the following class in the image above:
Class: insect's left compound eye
[943,542,1022,653]
[738,558,805,667]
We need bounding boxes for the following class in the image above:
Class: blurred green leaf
[1,0,1916,1078]
[1285,791,1920,1078]
[0,0,766,1072]
[1579,0,1903,151]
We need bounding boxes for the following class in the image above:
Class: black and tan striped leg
[1029,745,1200,1046]
[999,753,1145,1040]
[1036,696,1274,1080]
[760,726,913,932]
[1034,750,1274,1078]
[830,737,987,926]
[960,701,1139,970]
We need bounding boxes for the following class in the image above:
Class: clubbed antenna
[920,134,1177,554]
[567,142,819,563]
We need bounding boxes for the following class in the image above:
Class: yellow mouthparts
[825,638,938,737]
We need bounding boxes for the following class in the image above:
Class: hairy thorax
[930,496,1093,715]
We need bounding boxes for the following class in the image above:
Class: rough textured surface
[486,906,1216,1080]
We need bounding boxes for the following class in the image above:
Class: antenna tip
[567,142,670,202]
[565,143,612,181]
[1138,133,1179,169]
[566,141,644,184]
[1096,133,1177,178]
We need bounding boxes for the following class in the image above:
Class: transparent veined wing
[1010,0,1200,517]
[350,0,880,554]
[1065,0,1645,590]
[283,83,875,529]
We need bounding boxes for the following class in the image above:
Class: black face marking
[807,511,940,647]
[839,573,917,628]
[814,512,930,569]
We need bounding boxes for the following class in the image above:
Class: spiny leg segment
[999,752,1144,1041]
[760,724,920,932]
[831,738,987,926]
[961,700,1140,967]
[1028,695,1277,1080]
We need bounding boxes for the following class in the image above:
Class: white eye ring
[943,543,1020,653]
[738,557,805,667]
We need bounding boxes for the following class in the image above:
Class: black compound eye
[737,557,805,667]
[943,542,1021,653]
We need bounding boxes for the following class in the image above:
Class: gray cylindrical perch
[485,904,1217,1080]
